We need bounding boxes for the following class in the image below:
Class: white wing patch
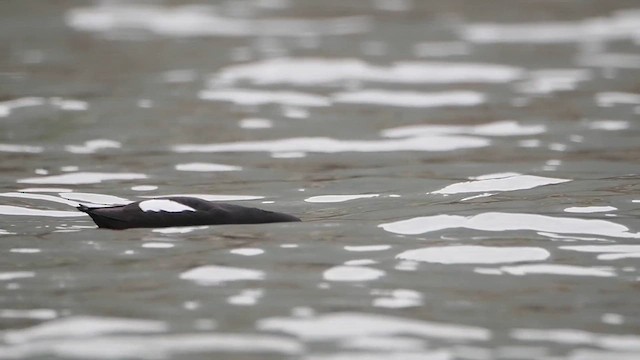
[138,199,196,212]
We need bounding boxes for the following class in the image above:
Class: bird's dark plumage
[77,197,301,230]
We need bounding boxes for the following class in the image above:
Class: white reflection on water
[305,194,379,203]
[0,192,81,207]
[379,212,640,239]
[323,266,385,282]
[486,264,616,277]
[180,265,265,285]
[397,246,550,264]
[561,245,640,261]
[0,205,85,218]
[333,90,485,107]
[66,4,370,37]
[257,312,491,341]
[175,162,242,172]
[463,10,640,43]
[517,69,591,94]
[564,206,617,213]
[142,194,263,201]
[0,272,34,281]
[2,316,167,344]
[433,172,569,195]
[382,120,546,138]
[215,58,524,85]
[0,144,43,153]
[0,309,56,320]
[0,97,87,117]
[0,333,303,359]
[596,92,640,106]
[511,328,640,351]
[60,192,131,205]
[199,88,331,107]
[65,139,121,154]
[174,135,490,154]
[18,172,147,185]
[371,289,423,309]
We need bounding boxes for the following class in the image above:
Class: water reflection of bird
[77,197,300,230]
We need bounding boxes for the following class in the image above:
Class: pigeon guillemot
[77,197,301,230]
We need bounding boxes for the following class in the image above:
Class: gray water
[1,0,640,359]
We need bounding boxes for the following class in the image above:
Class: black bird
[77,197,301,230]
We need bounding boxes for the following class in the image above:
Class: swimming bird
[77,197,300,230]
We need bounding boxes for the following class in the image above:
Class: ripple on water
[65,139,121,154]
[332,90,485,108]
[379,212,640,239]
[397,246,550,264]
[381,120,546,138]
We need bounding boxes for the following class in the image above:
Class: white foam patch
[18,172,147,185]
[382,120,546,138]
[498,264,615,277]
[305,194,379,203]
[138,199,196,212]
[511,328,640,351]
[199,89,331,107]
[143,194,263,201]
[397,246,550,264]
[333,90,485,107]
[10,248,41,254]
[215,58,524,85]
[180,265,265,285]
[174,135,490,154]
[2,316,167,344]
[323,266,385,282]
[379,212,640,239]
[0,205,86,218]
[66,4,369,37]
[65,139,121,154]
[564,206,617,213]
[432,173,570,194]
[0,144,44,153]
[0,333,303,358]
[60,192,131,205]
[257,312,491,341]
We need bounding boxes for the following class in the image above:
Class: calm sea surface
[1,0,640,359]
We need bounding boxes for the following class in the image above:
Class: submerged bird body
[77,197,300,230]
